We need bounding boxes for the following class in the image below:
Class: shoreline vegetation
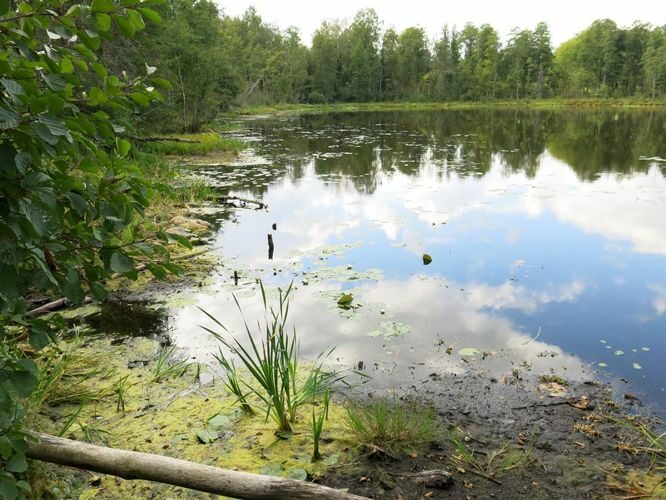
[236,97,666,117]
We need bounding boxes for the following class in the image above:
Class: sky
[217,0,665,48]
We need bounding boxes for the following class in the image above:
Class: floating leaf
[337,293,353,307]
[286,468,308,481]
[600,339,607,344]
[614,350,624,356]
[207,414,230,430]
[259,463,282,476]
[641,347,650,352]
[632,363,642,370]
[196,430,216,444]
[368,321,410,339]
[597,362,607,367]
[458,347,480,356]
[422,253,432,265]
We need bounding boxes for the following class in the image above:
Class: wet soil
[320,372,661,499]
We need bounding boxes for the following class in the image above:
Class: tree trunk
[27,432,366,500]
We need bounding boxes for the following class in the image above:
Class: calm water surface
[163,111,666,414]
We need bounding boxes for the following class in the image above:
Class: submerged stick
[27,432,366,499]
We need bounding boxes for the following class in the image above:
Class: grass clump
[138,132,245,156]
[345,399,438,456]
[200,282,343,435]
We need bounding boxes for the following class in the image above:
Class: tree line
[97,3,666,132]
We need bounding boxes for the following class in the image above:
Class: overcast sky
[217,0,665,48]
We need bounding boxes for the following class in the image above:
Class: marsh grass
[31,337,116,408]
[451,434,535,480]
[608,415,666,468]
[200,282,344,435]
[345,399,438,456]
[213,352,254,414]
[311,389,330,461]
[150,346,189,383]
[138,132,245,156]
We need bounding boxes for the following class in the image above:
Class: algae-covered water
[108,110,666,416]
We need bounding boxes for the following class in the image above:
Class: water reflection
[170,110,665,414]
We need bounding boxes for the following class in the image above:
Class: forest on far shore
[99,3,666,132]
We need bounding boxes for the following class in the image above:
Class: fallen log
[217,195,266,209]
[129,136,200,144]
[27,432,366,499]
[25,296,93,318]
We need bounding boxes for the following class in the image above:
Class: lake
[131,110,666,415]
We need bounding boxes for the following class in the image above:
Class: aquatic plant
[213,352,254,414]
[311,389,330,461]
[201,282,342,434]
[150,346,189,383]
[344,399,438,456]
[450,434,535,482]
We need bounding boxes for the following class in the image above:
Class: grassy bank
[237,97,666,116]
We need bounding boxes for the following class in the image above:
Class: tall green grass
[200,282,343,434]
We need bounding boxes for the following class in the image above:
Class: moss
[28,336,353,498]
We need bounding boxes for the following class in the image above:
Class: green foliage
[311,389,330,461]
[201,282,343,435]
[345,399,438,456]
[0,1,171,495]
[137,132,245,156]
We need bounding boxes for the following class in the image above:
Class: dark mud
[321,371,662,499]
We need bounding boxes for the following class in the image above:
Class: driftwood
[25,296,93,318]
[129,136,200,144]
[27,432,366,499]
[217,195,266,209]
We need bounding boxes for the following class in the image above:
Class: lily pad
[458,347,480,356]
[597,362,608,367]
[196,429,217,444]
[614,350,624,356]
[641,347,650,352]
[259,463,283,477]
[368,321,410,339]
[632,363,642,370]
[422,253,432,265]
[337,293,354,308]
[208,414,231,430]
[286,468,308,481]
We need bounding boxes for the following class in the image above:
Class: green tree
[342,9,381,101]
[309,21,344,102]
[396,27,430,98]
[643,26,666,98]
[0,2,172,497]
[380,28,400,100]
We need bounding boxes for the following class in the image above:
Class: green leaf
[91,0,115,13]
[286,468,308,481]
[0,106,20,130]
[422,253,432,265]
[0,0,9,15]
[60,56,74,74]
[138,7,161,23]
[8,368,37,397]
[0,437,11,460]
[63,268,85,303]
[96,13,112,31]
[207,414,230,430]
[0,475,18,500]
[109,250,134,274]
[6,453,27,473]
[117,138,131,156]
[129,92,150,106]
[146,263,166,279]
[113,15,136,37]
[168,233,192,250]
[151,78,173,90]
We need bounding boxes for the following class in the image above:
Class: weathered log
[25,296,93,318]
[27,432,366,499]
[129,136,200,144]
[217,195,266,209]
